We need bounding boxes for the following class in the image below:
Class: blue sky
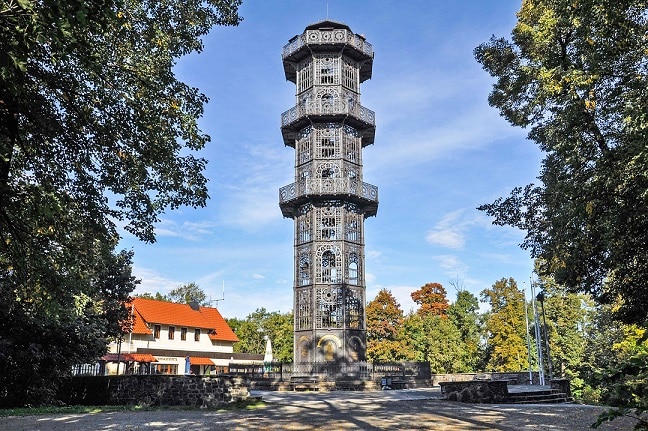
[119,0,542,319]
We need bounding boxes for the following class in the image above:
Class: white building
[105,297,241,375]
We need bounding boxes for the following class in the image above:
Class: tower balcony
[283,29,373,59]
[283,27,373,82]
[279,179,378,218]
[281,101,375,146]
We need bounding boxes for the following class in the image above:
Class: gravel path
[0,388,637,430]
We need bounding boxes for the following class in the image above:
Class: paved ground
[0,388,637,430]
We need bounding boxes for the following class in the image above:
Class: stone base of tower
[294,330,366,364]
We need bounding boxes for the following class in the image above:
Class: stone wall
[61,374,250,408]
[431,371,539,386]
[439,380,509,403]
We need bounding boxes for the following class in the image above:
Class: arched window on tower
[299,254,310,286]
[348,253,359,285]
[321,250,337,283]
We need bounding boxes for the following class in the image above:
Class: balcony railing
[279,178,378,204]
[283,29,373,59]
[281,100,375,128]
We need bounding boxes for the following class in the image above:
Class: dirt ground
[0,389,638,430]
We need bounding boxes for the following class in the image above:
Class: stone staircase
[506,386,572,404]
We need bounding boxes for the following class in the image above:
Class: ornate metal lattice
[316,285,344,328]
[345,286,364,329]
[295,288,312,330]
[280,21,377,363]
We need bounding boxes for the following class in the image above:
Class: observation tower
[278,20,378,363]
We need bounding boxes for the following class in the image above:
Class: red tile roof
[102,353,157,362]
[130,298,239,342]
[189,356,215,366]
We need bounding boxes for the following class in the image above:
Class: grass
[0,398,266,417]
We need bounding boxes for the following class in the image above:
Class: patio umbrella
[263,336,273,372]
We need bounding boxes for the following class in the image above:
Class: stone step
[507,389,570,404]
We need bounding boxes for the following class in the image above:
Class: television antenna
[208,281,226,307]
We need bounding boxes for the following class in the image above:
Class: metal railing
[281,100,375,128]
[228,361,430,381]
[279,179,378,204]
[283,29,373,59]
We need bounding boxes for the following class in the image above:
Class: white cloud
[154,219,218,241]
[426,227,465,249]
[132,266,184,296]
[432,254,469,276]
[216,143,292,231]
[426,210,468,249]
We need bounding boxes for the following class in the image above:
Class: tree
[366,288,408,362]
[411,282,450,317]
[401,313,465,373]
[535,273,590,385]
[474,0,648,324]
[448,288,483,372]
[168,282,208,305]
[0,0,242,406]
[481,278,528,372]
[227,308,294,362]
[1,0,241,243]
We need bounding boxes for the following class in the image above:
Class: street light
[536,291,553,381]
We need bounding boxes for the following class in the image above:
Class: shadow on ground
[0,389,636,430]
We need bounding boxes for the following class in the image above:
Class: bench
[290,376,320,391]
[381,375,407,390]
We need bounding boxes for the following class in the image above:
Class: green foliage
[474,0,648,325]
[0,0,242,407]
[481,278,528,372]
[593,345,648,429]
[227,308,293,363]
[534,271,591,382]
[366,288,408,361]
[167,283,208,305]
[401,313,465,373]
[448,289,483,372]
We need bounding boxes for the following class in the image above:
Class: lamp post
[530,281,545,385]
[523,282,533,384]
[536,291,553,381]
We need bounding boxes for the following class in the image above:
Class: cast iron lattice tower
[279,20,378,363]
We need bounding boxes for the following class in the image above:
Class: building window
[168,326,175,340]
[155,364,178,375]
[194,328,200,342]
[154,325,161,339]
[181,327,187,341]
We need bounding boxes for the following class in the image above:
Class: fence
[228,361,430,381]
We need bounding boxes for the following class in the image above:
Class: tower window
[321,251,337,283]
[321,138,335,158]
[348,253,359,284]
[299,254,311,285]
[321,217,336,239]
